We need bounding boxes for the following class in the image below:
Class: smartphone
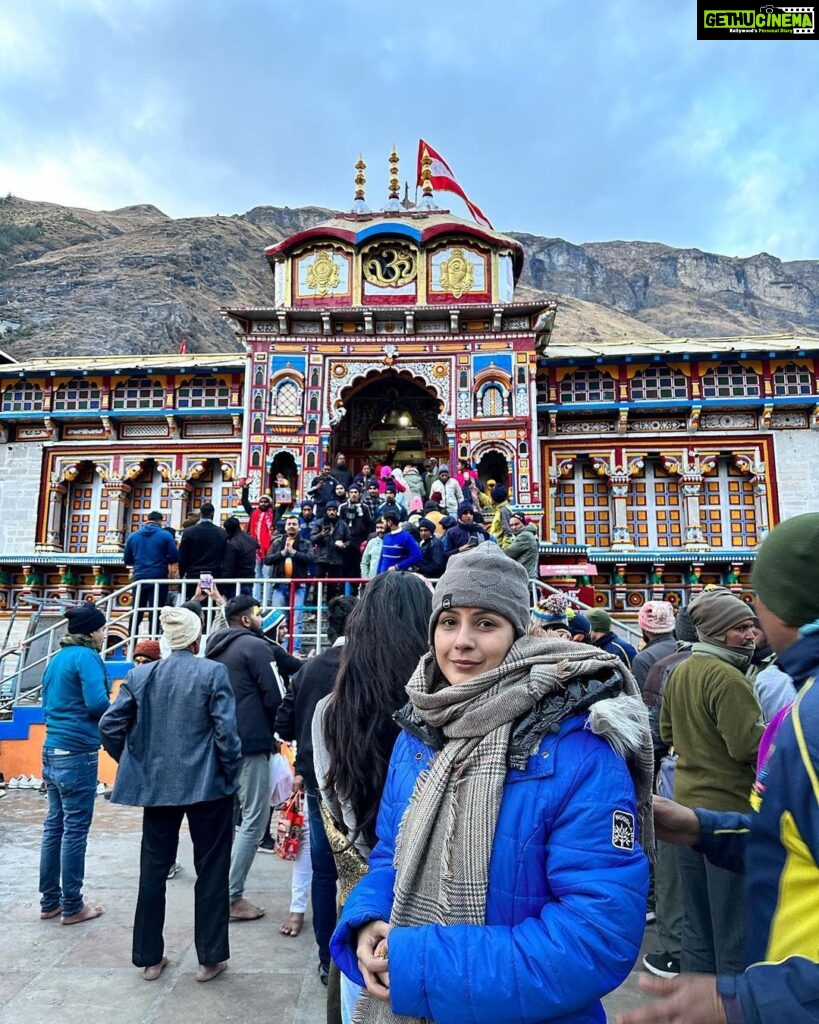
[199,572,213,592]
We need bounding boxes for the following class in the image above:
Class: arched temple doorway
[331,373,448,469]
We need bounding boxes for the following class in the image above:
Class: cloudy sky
[1,0,816,261]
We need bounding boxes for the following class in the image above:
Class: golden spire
[386,146,401,210]
[420,147,433,197]
[352,154,369,213]
[417,146,436,210]
[389,147,400,198]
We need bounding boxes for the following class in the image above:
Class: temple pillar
[168,480,193,532]
[609,475,635,550]
[98,481,131,553]
[38,482,68,553]
[733,455,770,545]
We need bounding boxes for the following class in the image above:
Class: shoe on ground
[258,836,276,854]
[96,782,108,797]
[642,952,680,978]
[167,861,183,880]
[645,908,656,924]
[318,962,329,987]
[8,775,24,789]
[23,775,43,789]
[103,790,113,801]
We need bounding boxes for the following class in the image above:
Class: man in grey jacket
[99,606,241,984]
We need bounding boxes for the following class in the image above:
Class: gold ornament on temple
[306,251,341,296]
[362,243,417,287]
[420,148,433,196]
[354,156,366,202]
[439,248,473,298]
[389,147,400,199]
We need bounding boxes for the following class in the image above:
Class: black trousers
[132,795,233,968]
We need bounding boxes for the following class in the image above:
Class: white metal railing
[1,573,643,712]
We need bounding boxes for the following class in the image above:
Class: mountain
[0,194,816,360]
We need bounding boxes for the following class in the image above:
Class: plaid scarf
[354,634,654,1024]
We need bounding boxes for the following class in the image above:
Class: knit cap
[65,602,106,636]
[418,518,436,532]
[160,606,202,650]
[490,483,508,503]
[688,589,755,644]
[637,600,675,635]
[531,593,569,628]
[673,606,699,644]
[587,608,611,633]
[133,638,162,662]
[752,513,819,628]
[569,611,591,637]
[325,500,339,510]
[430,542,530,642]
[457,500,475,518]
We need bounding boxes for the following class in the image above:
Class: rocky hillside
[0,194,816,360]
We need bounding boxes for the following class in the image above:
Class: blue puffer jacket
[331,713,648,1024]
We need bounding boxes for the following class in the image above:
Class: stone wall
[0,440,44,552]
[772,430,819,521]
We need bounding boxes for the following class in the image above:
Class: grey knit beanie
[430,542,530,642]
[688,589,755,644]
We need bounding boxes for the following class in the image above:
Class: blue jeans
[39,749,99,917]
[306,790,338,969]
[272,583,307,652]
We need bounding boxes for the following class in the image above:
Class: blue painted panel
[355,223,423,244]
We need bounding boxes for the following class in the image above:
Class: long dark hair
[323,571,432,850]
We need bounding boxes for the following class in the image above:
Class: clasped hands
[356,920,392,1002]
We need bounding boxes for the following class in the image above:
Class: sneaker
[167,861,183,880]
[96,782,108,797]
[258,836,276,854]
[645,908,656,925]
[8,775,25,789]
[642,952,680,978]
[318,963,329,987]
[22,775,43,789]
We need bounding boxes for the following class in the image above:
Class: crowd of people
[35,448,819,1023]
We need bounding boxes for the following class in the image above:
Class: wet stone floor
[0,789,656,1023]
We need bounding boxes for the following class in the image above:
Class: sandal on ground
[280,912,304,936]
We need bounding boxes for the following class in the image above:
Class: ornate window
[700,459,756,548]
[631,365,689,401]
[478,383,506,418]
[1,381,44,412]
[627,461,681,547]
[176,375,231,409]
[552,461,611,546]
[53,377,102,411]
[254,367,265,386]
[111,377,164,410]
[772,362,813,396]
[65,464,103,553]
[271,379,302,418]
[559,369,616,404]
[701,363,760,399]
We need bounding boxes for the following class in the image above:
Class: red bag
[274,791,304,861]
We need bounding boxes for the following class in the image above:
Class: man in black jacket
[178,502,228,582]
[275,596,356,984]
[205,595,302,921]
[222,516,259,595]
[265,515,315,653]
[416,518,445,579]
[311,501,350,601]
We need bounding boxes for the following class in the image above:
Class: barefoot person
[331,543,654,1024]
[100,606,241,983]
[39,602,110,925]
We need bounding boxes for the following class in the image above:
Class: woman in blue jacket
[331,542,653,1024]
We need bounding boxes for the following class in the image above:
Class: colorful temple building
[1,151,818,624]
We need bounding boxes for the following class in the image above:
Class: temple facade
[0,155,817,622]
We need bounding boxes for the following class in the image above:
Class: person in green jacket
[503,513,539,581]
[40,603,111,925]
[660,589,763,977]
